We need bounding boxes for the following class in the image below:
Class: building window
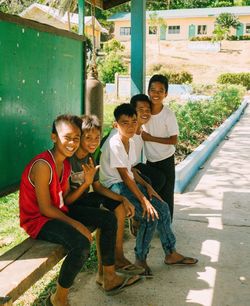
[197,25,207,35]
[149,26,157,35]
[168,25,180,34]
[246,23,250,33]
[120,27,131,36]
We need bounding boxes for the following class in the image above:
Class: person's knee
[103,210,118,232]
[157,201,171,221]
[139,215,157,227]
[74,234,91,260]
[64,235,90,275]
[114,204,126,219]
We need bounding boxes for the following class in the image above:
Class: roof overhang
[86,0,130,10]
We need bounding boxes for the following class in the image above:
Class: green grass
[103,103,116,135]
[0,192,27,255]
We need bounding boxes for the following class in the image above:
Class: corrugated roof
[20,3,108,32]
[108,6,250,21]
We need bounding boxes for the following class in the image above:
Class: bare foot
[135,259,153,278]
[103,274,124,291]
[115,256,132,269]
[51,293,71,306]
[103,274,140,291]
[164,252,198,265]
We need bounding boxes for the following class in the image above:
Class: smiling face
[52,121,81,158]
[115,114,138,141]
[135,101,151,126]
[80,128,101,155]
[148,81,168,106]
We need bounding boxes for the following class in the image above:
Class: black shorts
[73,192,121,212]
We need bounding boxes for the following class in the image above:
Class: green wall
[0,13,85,193]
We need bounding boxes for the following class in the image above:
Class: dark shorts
[73,192,121,212]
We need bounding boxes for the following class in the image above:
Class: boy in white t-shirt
[129,94,166,236]
[130,94,166,193]
[143,74,179,221]
[99,103,198,277]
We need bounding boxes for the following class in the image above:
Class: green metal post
[78,0,85,35]
[78,0,86,115]
[131,0,146,95]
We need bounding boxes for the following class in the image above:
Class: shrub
[239,35,250,40]
[171,84,246,152]
[189,36,213,41]
[148,63,164,73]
[103,39,125,53]
[192,84,218,96]
[228,35,250,40]
[147,65,193,84]
[159,70,193,84]
[217,73,250,90]
[98,53,128,84]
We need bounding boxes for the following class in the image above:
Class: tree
[0,0,45,14]
[210,1,234,7]
[147,0,171,10]
[103,38,124,53]
[215,12,240,38]
[148,12,167,54]
[98,53,127,84]
[212,24,228,50]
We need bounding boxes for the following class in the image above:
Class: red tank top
[19,150,70,238]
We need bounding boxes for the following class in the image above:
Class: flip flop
[139,267,154,279]
[116,263,145,275]
[165,257,198,266]
[98,275,142,296]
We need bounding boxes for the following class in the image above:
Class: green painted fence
[0,13,85,193]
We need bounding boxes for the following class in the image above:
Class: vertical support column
[78,0,85,36]
[78,0,86,114]
[131,0,146,95]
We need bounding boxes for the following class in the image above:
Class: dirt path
[124,40,250,84]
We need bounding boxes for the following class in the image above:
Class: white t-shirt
[132,133,146,166]
[143,106,179,162]
[99,133,136,188]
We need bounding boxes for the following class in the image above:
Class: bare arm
[132,168,163,202]
[142,131,178,145]
[93,181,135,218]
[64,157,99,205]
[117,168,158,221]
[31,161,92,242]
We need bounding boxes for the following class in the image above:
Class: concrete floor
[69,101,250,306]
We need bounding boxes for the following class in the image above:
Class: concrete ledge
[175,98,249,193]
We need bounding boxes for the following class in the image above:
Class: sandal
[139,266,154,279]
[97,275,142,296]
[165,257,198,266]
[116,263,145,275]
